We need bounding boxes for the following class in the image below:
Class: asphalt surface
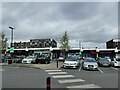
[2,66,65,89]
[61,67,119,88]
[1,64,120,90]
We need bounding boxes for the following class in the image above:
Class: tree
[60,31,70,58]
[0,32,8,50]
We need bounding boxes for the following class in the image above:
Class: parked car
[97,58,111,67]
[35,55,50,64]
[63,56,80,69]
[58,56,65,61]
[0,55,5,63]
[105,57,111,62]
[82,57,98,70]
[22,56,36,64]
[14,55,25,63]
[5,56,12,62]
[110,58,120,67]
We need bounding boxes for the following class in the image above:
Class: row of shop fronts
[2,48,120,59]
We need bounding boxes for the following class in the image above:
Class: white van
[111,58,120,67]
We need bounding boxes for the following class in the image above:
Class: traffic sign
[10,47,14,53]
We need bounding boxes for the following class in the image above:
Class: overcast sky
[2,1,118,48]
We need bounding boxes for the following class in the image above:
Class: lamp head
[9,26,15,30]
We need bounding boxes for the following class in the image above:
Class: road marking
[98,68,103,73]
[0,69,4,71]
[111,67,119,71]
[67,84,101,88]
[52,75,74,78]
[58,79,85,83]
[48,72,67,75]
[45,70,62,72]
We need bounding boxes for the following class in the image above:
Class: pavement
[0,60,64,70]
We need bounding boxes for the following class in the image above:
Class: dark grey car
[97,58,111,67]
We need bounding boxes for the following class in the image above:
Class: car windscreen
[26,56,33,59]
[66,56,78,61]
[37,55,46,58]
[99,59,109,62]
[85,58,96,62]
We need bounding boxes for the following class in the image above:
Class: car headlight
[95,64,98,67]
[64,63,67,65]
[74,63,77,65]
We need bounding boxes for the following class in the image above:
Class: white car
[111,58,120,67]
[58,56,64,61]
[82,58,98,70]
[22,56,36,64]
[63,56,80,68]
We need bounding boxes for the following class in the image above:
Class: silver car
[63,56,80,69]
[82,57,98,70]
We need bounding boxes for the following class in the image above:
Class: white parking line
[52,75,74,78]
[111,67,119,71]
[58,79,85,83]
[48,72,67,75]
[45,70,62,72]
[98,68,103,73]
[67,84,101,88]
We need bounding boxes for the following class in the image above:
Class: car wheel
[31,61,33,64]
[47,61,50,64]
[112,63,115,67]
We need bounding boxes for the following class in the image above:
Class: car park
[110,58,120,67]
[35,54,50,64]
[63,56,80,69]
[97,58,111,67]
[82,57,98,70]
[22,56,36,64]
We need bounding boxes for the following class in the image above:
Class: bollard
[57,59,58,68]
[46,77,51,90]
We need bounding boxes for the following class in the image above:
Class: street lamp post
[8,26,15,64]
[79,41,81,49]
[9,26,15,47]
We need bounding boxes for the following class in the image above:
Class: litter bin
[8,60,12,64]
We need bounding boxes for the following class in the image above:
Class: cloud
[2,2,118,48]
